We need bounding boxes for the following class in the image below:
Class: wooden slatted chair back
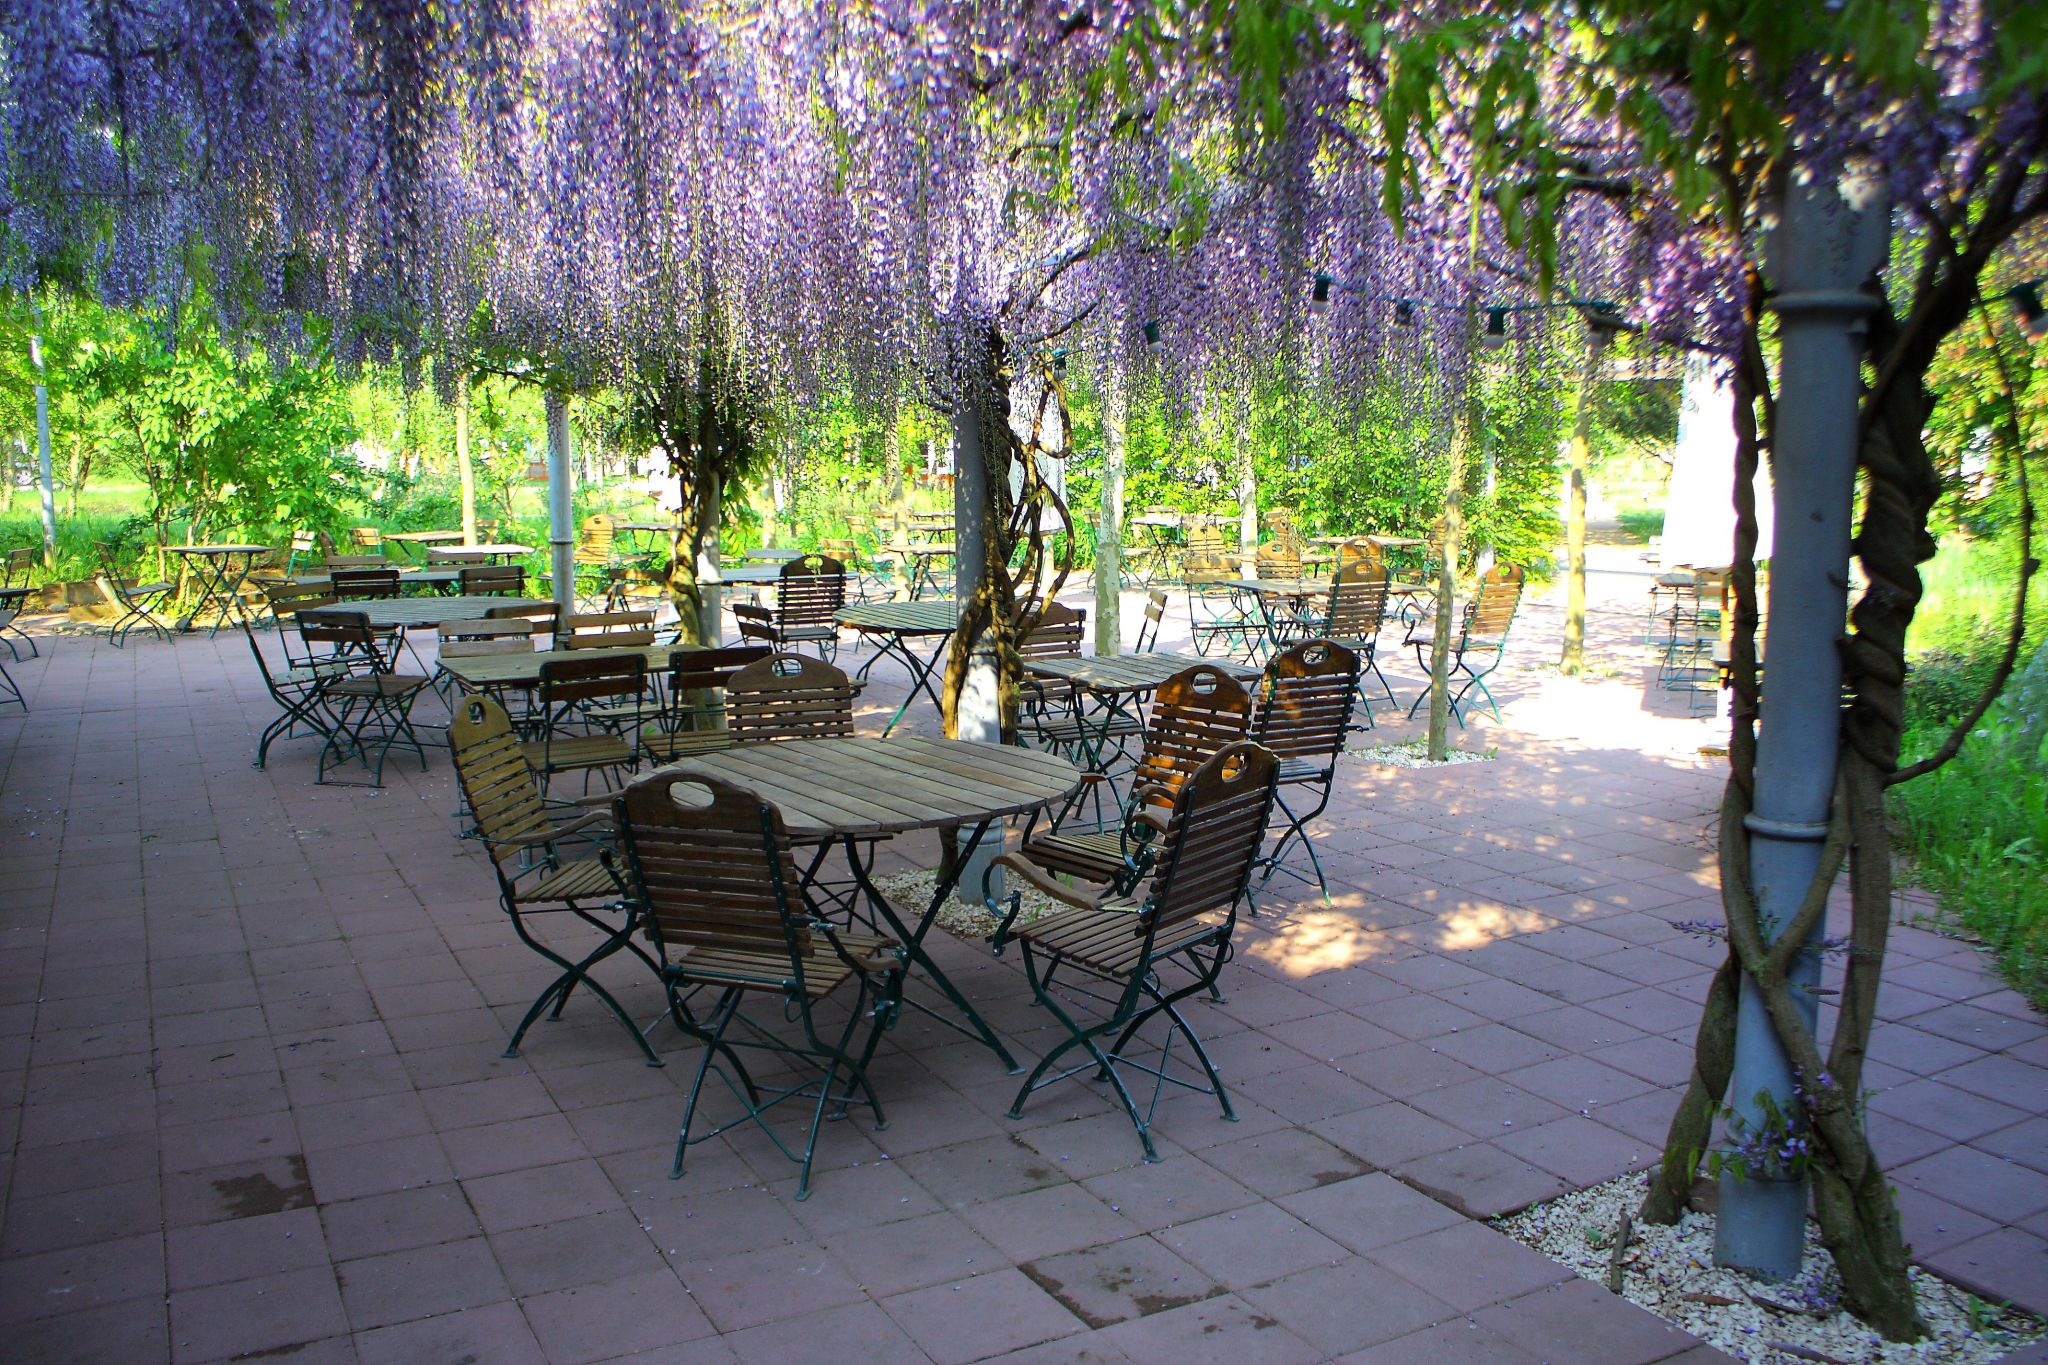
[730,602,778,648]
[431,548,494,566]
[776,555,847,631]
[350,526,383,550]
[450,696,553,863]
[1181,524,1233,583]
[1017,601,1085,660]
[1262,508,1304,552]
[322,554,388,570]
[726,652,855,743]
[562,611,658,649]
[1326,562,1391,641]
[438,619,535,659]
[1255,544,1303,579]
[669,643,772,695]
[264,580,338,623]
[488,601,559,645]
[575,514,616,566]
[297,609,386,667]
[460,564,525,596]
[617,774,807,955]
[1255,640,1360,764]
[1134,665,1253,811]
[288,530,317,559]
[538,652,647,709]
[1334,540,1384,576]
[1464,565,1525,641]
[1140,741,1278,935]
[331,567,401,600]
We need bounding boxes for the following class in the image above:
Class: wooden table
[1216,578,1330,662]
[438,641,699,693]
[382,530,466,561]
[651,735,1083,1070]
[429,543,533,563]
[838,599,960,735]
[739,546,803,563]
[292,568,463,594]
[716,564,784,586]
[323,595,553,631]
[170,544,272,636]
[902,543,957,599]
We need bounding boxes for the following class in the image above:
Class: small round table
[655,735,1083,1070]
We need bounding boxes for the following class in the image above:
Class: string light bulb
[1393,299,1417,327]
[1143,319,1163,353]
[1481,307,1509,351]
[1310,273,1333,315]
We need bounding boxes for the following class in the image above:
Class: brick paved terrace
[1,560,2043,1364]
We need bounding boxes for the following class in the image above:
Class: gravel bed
[870,868,1073,942]
[1347,738,1493,767]
[1496,1172,2044,1365]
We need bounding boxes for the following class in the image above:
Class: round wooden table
[654,735,1083,1070]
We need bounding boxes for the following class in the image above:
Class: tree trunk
[1559,329,1606,675]
[1095,383,1127,655]
[455,371,477,545]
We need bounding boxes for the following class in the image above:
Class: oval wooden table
[650,735,1083,1071]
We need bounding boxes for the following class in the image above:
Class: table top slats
[651,737,1079,839]
[836,600,962,634]
[1026,651,1259,694]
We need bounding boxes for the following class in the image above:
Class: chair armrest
[499,808,610,848]
[988,853,1098,912]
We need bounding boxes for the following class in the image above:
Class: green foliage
[1896,536,2048,1007]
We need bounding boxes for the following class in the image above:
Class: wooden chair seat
[1018,906,1226,978]
[670,930,899,999]
[1015,828,1129,883]
[518,857,619,905]
[325,671,429,699]
[519,733,634,771]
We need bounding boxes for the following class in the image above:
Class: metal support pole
[1715,170,1888,1279]
[30,328,56,568]
[545,391,575,619]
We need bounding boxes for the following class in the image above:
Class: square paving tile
[1020,1235,1222,1328]
[881,1267,1084,1364]
[1156,1201,1350,1289]
[1238,1257,1458,1356]
[1097,1291,1323,1364]
[1362,1221,1572,1311]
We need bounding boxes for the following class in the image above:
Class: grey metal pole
[1715,170,1888,1279]
[545,391,576,619]
[30,328,56,568]
[1095,384,1126,656]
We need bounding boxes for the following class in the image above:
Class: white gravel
[870,868,1072,942]
[1496,1172,2044,1365]
[1347,738,1494,767]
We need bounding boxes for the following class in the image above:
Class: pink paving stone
[880,1268,1085,1364]
[1363,1221,1573,1312]
[1095,1292,1323,1364]
[1920,1227,2048,1317]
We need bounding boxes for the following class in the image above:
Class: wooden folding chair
[726,652,857,743]
[771,554,848,659]
[1,546,40,660]
[296,610,432,786]
[995,742,1279,1161]
[459,564,526,596]
[608,772,903,1199]
[1183,524,1257,657]
[637,644,773,762]
[94,541,175,647]
[241,617,349,769]
[1251,639,1360,903]
[561,610,659,649]
[1134,589,1170,652]
[489,600,560,647]
[1321,561,1399,717]
[449,696,663,1066]
[524,653,646,793]
[994,663,1253,912]
[1405,564,1526,726]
